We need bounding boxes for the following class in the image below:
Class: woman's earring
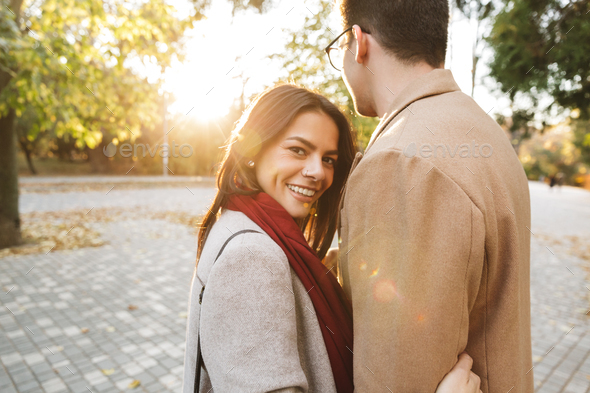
[248,161,255,167]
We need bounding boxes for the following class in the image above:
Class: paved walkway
[0,178,589,392]
[18,176,217,184]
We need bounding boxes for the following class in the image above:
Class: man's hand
[322,247,338,277]
[435,353,482,393]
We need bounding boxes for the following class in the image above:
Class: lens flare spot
[303,203,309,208]
[359,260,367,271]
[373,279,396,303]
[417,314,426,322]
[369,268,379,277]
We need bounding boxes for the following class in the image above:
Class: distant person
[549,174,557,191]
[324,0,534,391]
[182,85,481,393]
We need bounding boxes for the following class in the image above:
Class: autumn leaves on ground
[0,201,203,259]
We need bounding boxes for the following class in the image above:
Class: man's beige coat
[337,69,533,393]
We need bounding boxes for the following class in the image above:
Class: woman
[182,84,481,393]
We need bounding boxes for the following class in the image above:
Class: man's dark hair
[338,0,449,68]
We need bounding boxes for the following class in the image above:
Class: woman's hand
[435,352,482,393]
[322,247,338,277]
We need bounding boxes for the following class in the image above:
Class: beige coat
[182,209,337,393]
[337,69,533,393]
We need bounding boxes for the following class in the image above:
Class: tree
[0,0,269,248]
[487,0,590,164]
[453,0,495,97]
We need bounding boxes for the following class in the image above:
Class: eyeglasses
[324,26,370,71]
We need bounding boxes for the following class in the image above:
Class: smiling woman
[182,84,359,393]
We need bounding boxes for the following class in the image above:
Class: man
[327,0,534,392]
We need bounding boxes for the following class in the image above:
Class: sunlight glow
[155,1,505,124]
[162,1,309,122]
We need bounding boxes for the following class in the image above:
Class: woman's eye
[324,157,336,165]
[290,147,305,155]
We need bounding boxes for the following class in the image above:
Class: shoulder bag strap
[194,229,263,393]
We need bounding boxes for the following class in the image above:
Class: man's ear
[352,24,368,64]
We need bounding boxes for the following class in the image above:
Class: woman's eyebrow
[285,136,339,155]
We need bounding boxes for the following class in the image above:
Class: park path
[0,178,588,392]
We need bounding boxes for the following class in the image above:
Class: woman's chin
[287,209,308,220]
[283,203,310,220]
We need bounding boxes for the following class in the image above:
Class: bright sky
[160,0,511,123]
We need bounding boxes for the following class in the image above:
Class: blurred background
[2,0,589,183]
[1,0,589,392]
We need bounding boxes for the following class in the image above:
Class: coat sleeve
[340,148,485,392]
[199,238,308,393]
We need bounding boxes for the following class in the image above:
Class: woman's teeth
[287,184,316,197]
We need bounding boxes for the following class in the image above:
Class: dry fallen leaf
[0,206,203,259]
[128,380,141,389]
[128,305,138,311]
[101,368,115,376]
[81,327,89,334]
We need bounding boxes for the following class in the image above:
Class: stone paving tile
[1,216,194,392]
[527,182,590,392]
[19,185,217,215]
[1,180,589,392]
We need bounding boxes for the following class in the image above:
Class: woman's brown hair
[196,84,357,263]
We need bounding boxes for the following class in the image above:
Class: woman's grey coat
[182,209,337,393]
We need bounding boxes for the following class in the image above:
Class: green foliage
[0,0,270,152]
[1,0,196,152]
[487,0,590,163]
[270,0,378,150]
[454,0,494,21]
[571,118,590,166]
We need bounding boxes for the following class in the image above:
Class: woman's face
[254,111,340,219]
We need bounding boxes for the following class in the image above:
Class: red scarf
[225,192,354,393]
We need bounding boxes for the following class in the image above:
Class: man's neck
[370,60,438,119]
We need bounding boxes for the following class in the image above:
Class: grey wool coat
[182,209,337,393]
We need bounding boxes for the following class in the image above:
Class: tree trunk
[0,0,25,248]
[18,138,38,175]
[0,109,22,248]
[471,18,482,98]
[87,140,110,173]
[471,54,479,97]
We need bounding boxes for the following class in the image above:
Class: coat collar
[364,69,461,153]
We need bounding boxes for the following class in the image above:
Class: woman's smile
[286,183,316,202]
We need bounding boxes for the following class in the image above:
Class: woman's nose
[304,156,326,181]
